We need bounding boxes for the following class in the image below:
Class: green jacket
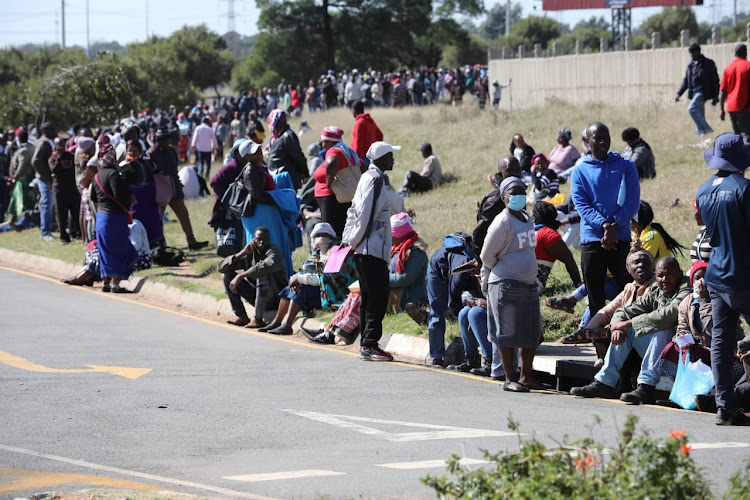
[611,276,691,337]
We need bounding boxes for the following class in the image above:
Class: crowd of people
[2,52,750,427]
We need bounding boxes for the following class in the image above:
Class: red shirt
[351,113,383,157]
[720,57,750,112]
[313,147,348,197]
[535,226,562,263]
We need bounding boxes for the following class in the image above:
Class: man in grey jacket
[31,122,57,241]
[343,141,398,361]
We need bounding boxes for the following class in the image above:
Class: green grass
[1,98,712,341]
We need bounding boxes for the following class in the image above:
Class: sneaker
[359,345,393,362]
[716,408,750,426]
[447,356,481,372]
[41,234,54,242]
[405,303,428,326]
[430,358,445,369]
[570,380,615,399]
[309,331,335,345]
[470,365,491,377]
[300,326,324,340]
[491,372,506,381]
[620,383,656,405]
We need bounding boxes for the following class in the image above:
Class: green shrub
[422,414,713,499]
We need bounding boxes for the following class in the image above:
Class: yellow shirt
[632,225,672,261]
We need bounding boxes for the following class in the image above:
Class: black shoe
[102,283,111,293]
[258,322,281,333]
[309,331,335,345]
[695,394,718,414]
[359,345,393,362]
[470,365,491,377]
[267,325,293,335]
[491,372,506,381]
[405,302,428,326]
[620,383,656,405]
[431,358,445,369]
[447,355,481,372]
[301,326,324,340]
[188,240,209,251]
[716,408,750,426]
[570,380,615,399]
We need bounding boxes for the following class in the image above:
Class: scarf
[390,231,419,274]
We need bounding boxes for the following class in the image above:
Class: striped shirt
[690,226,711,263]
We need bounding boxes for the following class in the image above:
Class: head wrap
[689,260,709,286]
[321,126,343,143]
[268,109,286,130]
[499,176,526,199]
[390,212,415,239]
[626,239,654,269]
[97,144,116,168]
[310,222,336,239]
[307,142,321,157]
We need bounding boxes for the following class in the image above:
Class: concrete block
[386,334,429,363]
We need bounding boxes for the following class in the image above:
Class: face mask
[693,281,702,299]
[507,194,526,211]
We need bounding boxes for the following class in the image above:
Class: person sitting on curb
[220,226,286,328]
[570,256,690,405]
[260,222,357,335]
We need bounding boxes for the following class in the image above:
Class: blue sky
[0,0,744,49]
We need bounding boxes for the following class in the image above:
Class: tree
[168,25,235,94]
[639,6,698,44]
[574,16,609,31]
[493,15,564,51]
[555,27,611,54]
[478,2,522,40]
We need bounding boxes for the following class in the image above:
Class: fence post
[575,39,583,55]
[501,46,508,59]
[712,26,722,45]
[518,44,525,59]
[552,42,560,56]
[651,31,661,49]
[625,33,633,51]
[600,37,608,53]
[534,43,542,57]
[747,23,750,43]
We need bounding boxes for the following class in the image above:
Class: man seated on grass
[399,142,442,196]
[220,227,287,328]
[570,256,690,405]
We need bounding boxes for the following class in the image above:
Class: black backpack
[152,246,185,267]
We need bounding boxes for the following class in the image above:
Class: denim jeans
[37,179,54,237]
[197,150,212,178]
[458,305,492,358]
[687,91,713,135]
[709,287,750,411]
[595,327,674,388]
[572,277,621,328]
[427,264,447,359]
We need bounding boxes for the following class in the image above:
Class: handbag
[331,164,362,203]
[669,348,715,410]
[215,215,243,258]
[153,173,175,207]
[323,245,352,273]
[221,166,256,218]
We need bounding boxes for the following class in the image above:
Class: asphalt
[1,266,749,499]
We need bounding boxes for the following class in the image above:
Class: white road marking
[689,442,750,450]
[0,444,278,500]
[224,470,346,482]
[377,458,489,470]
[284,410,518,442]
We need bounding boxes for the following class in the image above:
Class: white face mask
[693,282,701,299]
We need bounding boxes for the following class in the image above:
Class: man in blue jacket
[696,133,750,426]
[675,43,720,136]
[571,122,640,320]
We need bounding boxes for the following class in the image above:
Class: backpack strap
[362,170,384,240]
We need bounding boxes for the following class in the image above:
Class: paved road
[1,266,748,499]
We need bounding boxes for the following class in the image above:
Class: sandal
[521,380,553,391]
[503,381,530,393]
[560,329,591,345]
[544,297,576,314]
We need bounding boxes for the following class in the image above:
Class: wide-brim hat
[703,133,750,173]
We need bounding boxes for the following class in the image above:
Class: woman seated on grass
[259,222,357,335]
[631,200,685,260]
[532,201,581,293]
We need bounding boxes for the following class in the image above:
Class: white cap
[366,141,401,161]
[239,140,262,157]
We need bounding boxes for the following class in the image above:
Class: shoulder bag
[153,173,175,207]
[221,165,256,218]
[330,143,362,204]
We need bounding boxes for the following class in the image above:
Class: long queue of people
[2,90,749,426]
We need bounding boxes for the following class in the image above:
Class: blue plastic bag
[669,349,714,410]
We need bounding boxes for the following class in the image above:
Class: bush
[422,414,715,499]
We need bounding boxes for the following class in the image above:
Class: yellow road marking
[0,265,704,414]
[0,468,163,494]
[0,350,151,380]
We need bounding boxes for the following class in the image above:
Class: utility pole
[228,0,236,33]
[86,0,90,57]
[505,0,510,37]
[61,0,66,49]
[146,0,150,39]
[734,0,738,26]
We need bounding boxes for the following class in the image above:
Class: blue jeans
[427,264,447,359]
[709,287,750,411]
[458,305,492,358]
[595,327,674,388]
[37,179,54,237]
[572,277,621,328]
[687,91,713,135]
[197,151,212,178]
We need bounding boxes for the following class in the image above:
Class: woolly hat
[321,126,343,143]
[390,212,415,239]
[689,260,709,286]
[310,222,336,239]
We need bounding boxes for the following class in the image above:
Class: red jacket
[351,113,383,157]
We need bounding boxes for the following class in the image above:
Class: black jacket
[677,55,720,101]
[508,141,535,172]
[267,125,307,190]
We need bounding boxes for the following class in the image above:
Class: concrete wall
[488,43,740,110]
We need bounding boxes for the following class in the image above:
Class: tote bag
[331,164,362,203]
[221,167,255,218]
